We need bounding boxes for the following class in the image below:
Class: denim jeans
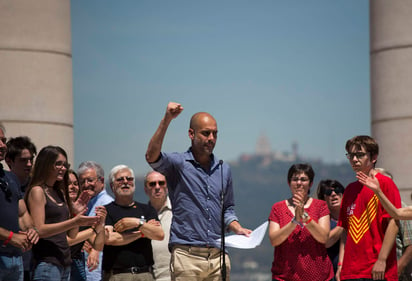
[0,255,24,281]
[71,257,87,281]
[33,262,71,281]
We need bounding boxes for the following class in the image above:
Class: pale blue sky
[71,0,370,176]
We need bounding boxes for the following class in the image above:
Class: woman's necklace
[44,185,64,207]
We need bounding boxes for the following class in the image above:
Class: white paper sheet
[216,221,268,249]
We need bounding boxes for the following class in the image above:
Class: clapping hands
[293,190,305,220]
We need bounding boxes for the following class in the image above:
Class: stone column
[370,1,412,204]
[0,0,74,163]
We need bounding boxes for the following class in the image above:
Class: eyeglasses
[69,181,79,187]
[0,137,6,144]
[291,177,309,182]
[115,176,134,183]
[324,187,344,196]
[147,180,166,188]
[17,156,35,164]
[0,178,12,200]
[55,161,70,169]
[346,152,367,160]
[80,177,100,185]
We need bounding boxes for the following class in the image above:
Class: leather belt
[112,266,151,275]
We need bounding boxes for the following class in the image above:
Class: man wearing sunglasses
[0,124,39,281]
[146,102,251,281]
[144,171,172,281]
[335,135,401,281]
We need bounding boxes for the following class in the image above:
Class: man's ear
[5,157,12,168]
[188,128,194,140]
[371,154,378,164]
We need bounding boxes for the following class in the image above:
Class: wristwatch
[302,212,309,219]
[291,217,303,228]
[137,216,146,230]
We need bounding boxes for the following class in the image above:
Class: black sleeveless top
[32,187,72,267]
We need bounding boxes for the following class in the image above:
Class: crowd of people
[2,101,412,281]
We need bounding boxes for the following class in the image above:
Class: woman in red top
[268,163,333,281]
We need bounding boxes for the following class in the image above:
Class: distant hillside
[131,155,355,278]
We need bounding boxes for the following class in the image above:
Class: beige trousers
[170,245,231,281]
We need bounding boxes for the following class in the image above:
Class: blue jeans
[71,257,87,281]
[0,254,24,281]
[33,262,71,281]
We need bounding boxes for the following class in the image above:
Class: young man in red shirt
[336,135,401,281]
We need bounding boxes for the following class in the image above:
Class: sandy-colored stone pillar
[370,1,412,204]
[0,0,74,163]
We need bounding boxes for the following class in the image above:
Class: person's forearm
[269,220,300,246]
[105,231,140,246]
[338,232,346,263]
[92,227,105,251]
[375,189,402,219]
[67,225,80,239]
[398,244,412,274]
[336,233,346,281]
[0,227,13,240]
[67,228,94,246]
[394,207,412,220]
[378,218,399,262]
[304,218,329,244]
[228,220,242,233]
[140,224,164,241]
[326,226,344,248]
[36,217,79,238]
[146,117,172,163]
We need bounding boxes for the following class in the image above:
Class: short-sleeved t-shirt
[338,173,401,281]
[103,201,159,271]
[269,198,334,281]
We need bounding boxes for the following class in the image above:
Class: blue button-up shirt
[85,189,113,281]
[149,148,238,249]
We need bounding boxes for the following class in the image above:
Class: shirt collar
[149,196,172,213]
[184,147,220,170]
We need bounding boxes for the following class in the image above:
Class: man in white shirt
[144,171,172,281]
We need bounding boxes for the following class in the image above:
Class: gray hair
[109,164,135,185]
[375,167,393,180]
[0,123,6,134]
[143,170,166,188]
[78,161,105,179]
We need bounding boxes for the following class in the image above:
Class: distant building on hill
[243,133,298,166]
